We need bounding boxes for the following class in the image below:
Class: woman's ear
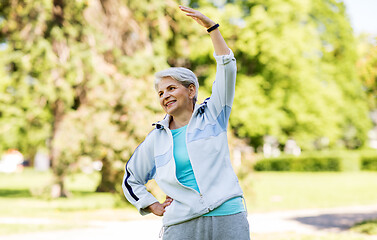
[188,84,196,99]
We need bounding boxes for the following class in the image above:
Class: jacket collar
[152,114,171,130]
[196,97,209,114]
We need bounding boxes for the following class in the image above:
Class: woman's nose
[162,92,170,99]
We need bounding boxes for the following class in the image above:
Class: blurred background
[0,0,377,239]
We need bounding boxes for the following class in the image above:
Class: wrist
[207,23,219,33]
[205,21,216,28]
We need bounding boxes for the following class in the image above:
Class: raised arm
[179,5,230,56]
[180,5,236,123]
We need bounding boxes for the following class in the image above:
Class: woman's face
[158,77,195,117]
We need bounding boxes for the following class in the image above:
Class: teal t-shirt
[171,125,245,216]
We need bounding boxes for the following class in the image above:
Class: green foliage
[351,219,377,235]
[357,35,377,110]
[0,0,102,195]
[309,0,371,148]
[0,0,170,195]
[361,157,377,171]
[253,149,377,172]
[174,0,371,151]
[0,0,374,195]
[339,151,361,172]
[218,0,370,150]
[254,155,340,172]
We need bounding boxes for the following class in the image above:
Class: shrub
[358,149,377,171]
[252,150,377,172]
[253,155,341,172]
[361,157,377,171]
[351,219,377,235]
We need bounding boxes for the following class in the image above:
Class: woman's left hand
[179,5,216,29]
[147,195,173,216]
[164,195,173,207]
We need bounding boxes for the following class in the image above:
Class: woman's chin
[164,104,178,115]
[166,109,177,116]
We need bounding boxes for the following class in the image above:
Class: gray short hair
[155,67,199,103]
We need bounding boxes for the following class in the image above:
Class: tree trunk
[51,175,70,198]
[49,99,67,198]
[96,157,118,192]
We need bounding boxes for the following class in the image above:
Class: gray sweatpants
[162,212,250,240]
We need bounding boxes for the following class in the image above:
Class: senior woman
[122,5,250,240]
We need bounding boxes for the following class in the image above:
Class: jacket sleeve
[122,131,158,215]
[206,48,237,126]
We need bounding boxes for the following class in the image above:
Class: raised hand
[179,5,229,55]
[179,5,216,29]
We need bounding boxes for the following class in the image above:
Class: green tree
[230,0,342,150]
[0,0,185,195]
[0,0,372,196]
[0,0,104,196]
[310,0,371,149]
[68,0,183,193]
[356,35,377,110]
[183,0,371,150]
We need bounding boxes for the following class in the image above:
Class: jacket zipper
[184,122,203,197]
[167,128,203,198]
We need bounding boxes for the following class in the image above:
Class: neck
[169,110,193,130]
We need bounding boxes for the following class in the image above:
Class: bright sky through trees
[343,0,377,34]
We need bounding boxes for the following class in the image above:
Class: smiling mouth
[165,100,176,107]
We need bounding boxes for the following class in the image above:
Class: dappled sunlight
[1,0,377,239]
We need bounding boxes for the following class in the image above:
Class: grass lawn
[1,168,377,237]
[0,169,138,221]
[0,223,89,236]
[241,171,377,212]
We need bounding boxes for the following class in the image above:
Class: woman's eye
[159,92,163,97]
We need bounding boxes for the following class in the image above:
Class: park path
[1,204,377,239]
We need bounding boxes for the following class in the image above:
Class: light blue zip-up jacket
[122,49,244,227]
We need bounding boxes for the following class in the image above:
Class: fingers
[179,5,195,13]
[179,5,200,17]
[166,195,173,201]
[162,202,171,208]
[147,197,174,217]
[179,5,215,28]
[163,196,173,208]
